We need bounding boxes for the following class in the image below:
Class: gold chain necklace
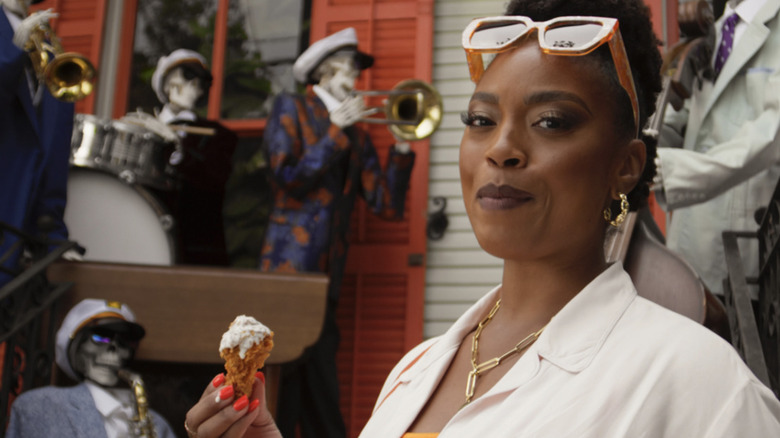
[464,299,547,406]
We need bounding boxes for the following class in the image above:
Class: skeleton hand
[62,249,83,261]
[13,9,58,50]
[329,94,366,129]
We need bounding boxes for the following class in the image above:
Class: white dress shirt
[157,104,197,125]
[717,0,769,53]
[85,380,135,438]
[360,263,780,437]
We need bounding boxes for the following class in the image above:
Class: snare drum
[64,168,177,265]
[70,114,178,190]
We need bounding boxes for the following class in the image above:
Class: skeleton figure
[6,299,177,438]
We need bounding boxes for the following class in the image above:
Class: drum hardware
[119,169,138,185]
[17,0,96,102]
[354,79,443,141]
[71,113,180,191]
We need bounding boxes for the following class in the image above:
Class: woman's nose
[486,127,527,168]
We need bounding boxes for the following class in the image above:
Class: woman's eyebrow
[524,90,592,115]
[469,91,499,105]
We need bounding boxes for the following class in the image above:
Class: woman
[184,0,780,436]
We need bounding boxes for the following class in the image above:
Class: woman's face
[460,41,640,263]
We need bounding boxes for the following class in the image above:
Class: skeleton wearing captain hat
[151,48,213,107]
[54,298,145,381]
[292,27,374,84]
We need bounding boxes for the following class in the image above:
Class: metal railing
[0,221,76,436]
[723,181,780,398]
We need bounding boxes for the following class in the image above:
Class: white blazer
[360,264,780,437]
[657,0,780,295]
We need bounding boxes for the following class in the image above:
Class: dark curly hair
[504,0,663,212]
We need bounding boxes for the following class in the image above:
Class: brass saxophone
[117,369,158,438]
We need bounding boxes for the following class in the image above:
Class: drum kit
[65,112,182,266]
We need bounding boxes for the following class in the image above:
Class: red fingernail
[248,399,260,412]
[212,373,225,387]
[233,395,248,411]
[255,371,265,383]
[216,385,234,402]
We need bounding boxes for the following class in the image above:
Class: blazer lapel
[67,383,109,438]
[0,11,41,136]
[698,0,779,122]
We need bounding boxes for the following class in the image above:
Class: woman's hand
[184,371,281,438]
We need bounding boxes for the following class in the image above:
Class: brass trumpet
[19,1,96,102]
[356,79,443,141]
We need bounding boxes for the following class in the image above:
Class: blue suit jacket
[0,11,74,285]
[260,91,415,302]
[6,382,176,438]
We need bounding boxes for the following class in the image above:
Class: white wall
[425,0,507,338]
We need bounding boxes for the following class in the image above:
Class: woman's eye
[532,112,574,131]
[460,111,494,127]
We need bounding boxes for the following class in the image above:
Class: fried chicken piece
[219,315,274,397]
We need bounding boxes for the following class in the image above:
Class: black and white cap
[292,27,374,85]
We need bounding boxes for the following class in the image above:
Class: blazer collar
[374,264,636,438]
[398,263,636,383]
[68,383,111,438]
[0,12,41,134]
[702,0,780,119]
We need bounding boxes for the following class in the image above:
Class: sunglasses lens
[470,21,528,49]
[91,334,112,344]
[543,23,604,49]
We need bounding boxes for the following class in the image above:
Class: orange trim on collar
[375,344,434,411]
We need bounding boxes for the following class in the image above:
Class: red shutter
[33,0,106,114]
[311,0,432,435]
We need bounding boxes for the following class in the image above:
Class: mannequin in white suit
[656,0,780,297]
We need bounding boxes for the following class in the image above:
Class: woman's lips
[476,183,533,210]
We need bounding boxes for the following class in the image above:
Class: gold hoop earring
[603,193,629,227]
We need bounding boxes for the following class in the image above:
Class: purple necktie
[714,13,739,78]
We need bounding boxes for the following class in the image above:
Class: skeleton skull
[163,66,204,112]
[71,323,136,387]
[315,53,359,102]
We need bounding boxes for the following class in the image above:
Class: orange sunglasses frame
[462,16,640,137]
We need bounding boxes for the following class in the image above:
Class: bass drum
[64,168,177,265]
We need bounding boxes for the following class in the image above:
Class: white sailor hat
[151,48,211,104]
[292,27,374,84]
[55,298,145,380]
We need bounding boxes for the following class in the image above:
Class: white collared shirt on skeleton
[85,380,136,438]
[73,329,136,438]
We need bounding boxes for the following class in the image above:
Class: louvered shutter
[310,0,432,435]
